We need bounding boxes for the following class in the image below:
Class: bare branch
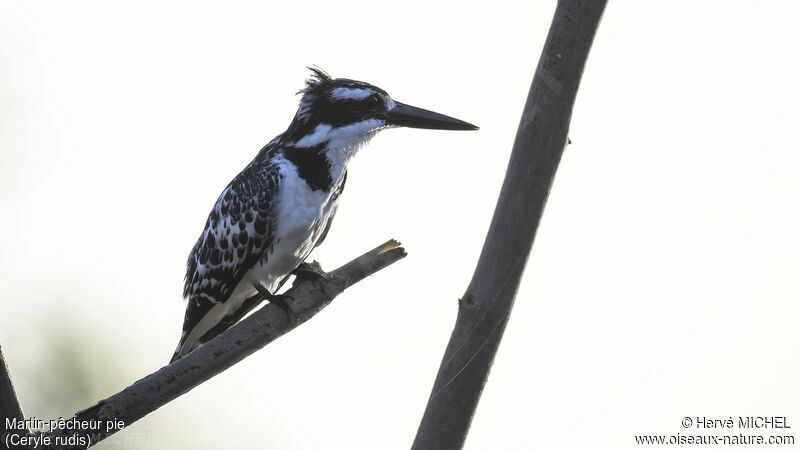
[1,345,26,443]
[35,240,406,449]
[412,1,608,448]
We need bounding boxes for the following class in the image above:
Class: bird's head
[282,68,477,149]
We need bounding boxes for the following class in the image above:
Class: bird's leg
[291,260,330,283]
[253,282,297,323]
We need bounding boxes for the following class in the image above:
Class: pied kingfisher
[171,68,477,362]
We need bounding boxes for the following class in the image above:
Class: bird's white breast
[229,159,341,303]
[178,159,344,355]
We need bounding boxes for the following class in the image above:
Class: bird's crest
[298,66,332,95]
[295,67,334,124]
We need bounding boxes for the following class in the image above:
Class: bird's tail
[170,331,194,363]
[170,294,265,363]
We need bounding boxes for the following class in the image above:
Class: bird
[171,68,477,362]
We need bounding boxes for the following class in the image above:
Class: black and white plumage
[171,68,477,362]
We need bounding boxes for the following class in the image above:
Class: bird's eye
[368,94,381,105]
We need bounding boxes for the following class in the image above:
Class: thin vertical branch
[0,345,26,440]
[412,1,607,448]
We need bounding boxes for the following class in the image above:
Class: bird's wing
[179,154,282,344]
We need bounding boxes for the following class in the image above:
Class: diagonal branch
[30,240,406,449]
[412,1,608,448]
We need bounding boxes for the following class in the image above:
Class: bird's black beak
[383,102,478,131]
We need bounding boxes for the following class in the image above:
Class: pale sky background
[1,1,799,449]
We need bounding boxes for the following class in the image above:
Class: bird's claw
[291,261,330,283]
[253,283,298,323]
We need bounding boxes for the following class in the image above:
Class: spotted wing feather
[180,148,282,340]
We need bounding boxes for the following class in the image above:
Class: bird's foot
[253,283,298,323]
[291,261,330,284]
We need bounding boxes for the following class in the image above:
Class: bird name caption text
[3,416,126,449]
